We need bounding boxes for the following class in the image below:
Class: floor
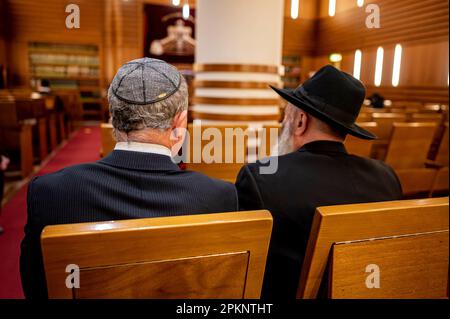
[0,126,101,299]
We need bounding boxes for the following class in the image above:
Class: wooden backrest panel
[184,123,249,182]
[372,113,407,141]
[410,113,444,124]
[100,123,115,157]
[297,197,449,299]
[344,122,377,157]
[41,210,273,299]
[0,101,19,125]
[329,231,449,299]
[385,122,437,169]
[395,168,438,196]
[430,167,449,196]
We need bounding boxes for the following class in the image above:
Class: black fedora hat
[271,65,376,140]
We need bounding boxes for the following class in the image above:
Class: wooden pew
[372,113,407,142]
[385,122,437,169]
[371,113,407,160]
[100,123,115,157]
[0,101,34,178]
[41,210,273,299]
[13,97,49,162]
[184,123,249,183]
[344,122,377,157]
[429,167,449,197]
[410,113,443,125]
[384,122,438,196]
[298,197,449,299]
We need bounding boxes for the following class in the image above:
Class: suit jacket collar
[99,150,181,171]
[298,140,348,154]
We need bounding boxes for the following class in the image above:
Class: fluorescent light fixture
[374,46,384,87]
[353,49,362,80]
[291,0,299,20]
[329,0,336,17]
[182,3,190,19]
[357,0,364,7]
[172,0,180,6]
[392,44,402,87]
[329,53,342,63]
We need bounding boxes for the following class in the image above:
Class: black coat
[20,150,238,299]
[235,140,403,299]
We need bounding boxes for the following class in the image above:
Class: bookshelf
[28,42,102,120]
[282,55,302,89]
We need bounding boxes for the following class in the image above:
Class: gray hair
[108,76,188,133]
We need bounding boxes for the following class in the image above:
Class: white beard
[276,120,296,156]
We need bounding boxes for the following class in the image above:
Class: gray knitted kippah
[109,58,181,105]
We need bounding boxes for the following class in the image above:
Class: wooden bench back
[297,197,449,299]
[344,122,377,157]
[100,123,115,157]
[385,122,437,169]
[41,210,273,299]
[372,113,407,141]
[184,123,249,182]
[329,231,448,298]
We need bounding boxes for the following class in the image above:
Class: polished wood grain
[329,231,449,299]
[76,252,249,299]
[385,122,437,169]
[395,168,438,196]
[41,210,273,299]
[410,113,444,124]
[372,113,408,142]
[184,124,249,182]
[100,123,115,157]
[344,122,377,157]
[193,97,279,106]
[194,64,280,74]
[430,167,449,197]
[297,197,449,299]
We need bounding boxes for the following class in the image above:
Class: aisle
[0,126,101,299]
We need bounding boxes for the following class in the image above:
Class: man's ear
[293,112,308,137]
[172,110,188,130]
[170,110,188,143]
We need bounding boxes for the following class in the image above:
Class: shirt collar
[298,140,348,154]
[114,142,172,157]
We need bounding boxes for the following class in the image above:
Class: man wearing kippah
[20,58,238,299]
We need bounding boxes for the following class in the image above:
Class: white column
[193,0,284,125]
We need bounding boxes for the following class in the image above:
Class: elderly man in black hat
[236,65,402,299]
[20,58,238,299]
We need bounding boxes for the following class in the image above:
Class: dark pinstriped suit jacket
[20,150,238,299]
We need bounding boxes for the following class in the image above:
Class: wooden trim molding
[194,64,280,74]
[193,80,281,89]
[193,97,280,106]
[190,111,281,122]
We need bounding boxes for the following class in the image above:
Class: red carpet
[0,126,101,299]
